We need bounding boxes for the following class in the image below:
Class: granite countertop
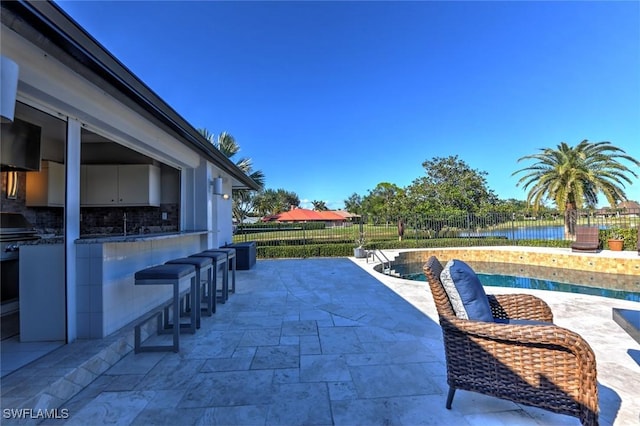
[18,236,64,245]
[15,231,209,246]
[75,230,209,244]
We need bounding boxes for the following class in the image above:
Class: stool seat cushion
[135,264,195,280]
[195,251,227,261]
[166,257,212,268]
[206,248,236,257]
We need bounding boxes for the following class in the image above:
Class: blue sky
[55,1,640,210]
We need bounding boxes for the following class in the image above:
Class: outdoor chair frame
[423,256,599,426]
[571,226,600,253]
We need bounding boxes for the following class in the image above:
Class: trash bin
[224,241,256,270]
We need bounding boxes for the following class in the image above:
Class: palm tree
[513,140,640,237]
[311,200,328,211]
[198,129,266,222]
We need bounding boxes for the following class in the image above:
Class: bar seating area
[133,248,233,353]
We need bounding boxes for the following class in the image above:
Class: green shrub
[254,237,575,259]
[599,228,637,251]
[258,243,353,258]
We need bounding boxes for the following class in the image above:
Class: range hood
[0,118,42,171]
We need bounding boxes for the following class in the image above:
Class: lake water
[460,226,566,240]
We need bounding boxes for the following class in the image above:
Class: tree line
[199,129,639,236]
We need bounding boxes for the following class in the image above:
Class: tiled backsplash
[80,204,179,235]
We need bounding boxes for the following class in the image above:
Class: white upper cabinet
[26,160,65,207]
[81,164,160,207]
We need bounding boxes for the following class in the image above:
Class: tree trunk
[564,202,577,239]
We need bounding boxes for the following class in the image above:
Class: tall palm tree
[513,140,640,237]
[199,130,266,188]
[311,200,328,211]
[198,129,265,222]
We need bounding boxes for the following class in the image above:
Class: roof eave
[2,0,259,191]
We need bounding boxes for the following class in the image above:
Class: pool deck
[1,247,639,425]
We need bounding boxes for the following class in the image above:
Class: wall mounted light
[222,193,230,200]
[6,171,18,199]
[211,177,223,195]
[1,56,19,123]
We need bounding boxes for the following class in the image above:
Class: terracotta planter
[608,239,624,251]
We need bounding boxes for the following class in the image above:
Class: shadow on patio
[0,258,634,425]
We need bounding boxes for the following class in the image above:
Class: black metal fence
[233,209,640,249]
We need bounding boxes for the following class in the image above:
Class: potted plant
[607,231,624,251]
[354,232,367,258]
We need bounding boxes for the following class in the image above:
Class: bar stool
[134,263,196,353]
[201,250,231,302]
[206,248,236,294]
[165,256,213,329]
[191,251,228,304]
[185,255,216,316]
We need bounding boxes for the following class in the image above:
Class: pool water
[397,263,640,302]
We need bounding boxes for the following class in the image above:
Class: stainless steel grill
[1,212,40,259]
[1,212,40,321]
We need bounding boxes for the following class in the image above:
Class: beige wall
[395,246,640,276]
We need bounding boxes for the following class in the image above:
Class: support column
[65,118,81,343]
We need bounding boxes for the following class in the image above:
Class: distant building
[262,207,349,227]
[594,200,640,218]
[617,201,640,217]
[332,210,361,221]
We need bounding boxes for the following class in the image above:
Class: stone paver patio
[1,255,639,425]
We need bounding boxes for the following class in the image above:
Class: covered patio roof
[1,0,259,191]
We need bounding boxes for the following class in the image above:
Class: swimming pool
[394,261,640,302]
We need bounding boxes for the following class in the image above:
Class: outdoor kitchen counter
[73,230,211,339]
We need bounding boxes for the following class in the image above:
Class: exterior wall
[215,172,234,247]
[2,23,236,342]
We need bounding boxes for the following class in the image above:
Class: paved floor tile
[178,370,275,408]
[3,255,639,425]
[197,404,269,426]
[299,354,351,382]
[63,391,155,426]
[350,363,440,398]
[250,345,299,370]
[318,327,365,354]
[266,382,332,425]
[331,395,471,426]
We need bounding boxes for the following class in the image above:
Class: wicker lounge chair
[571,226,600,253]
[423,256,599,426]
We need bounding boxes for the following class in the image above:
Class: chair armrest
[443,316,597,369]
[488,294,554,322]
